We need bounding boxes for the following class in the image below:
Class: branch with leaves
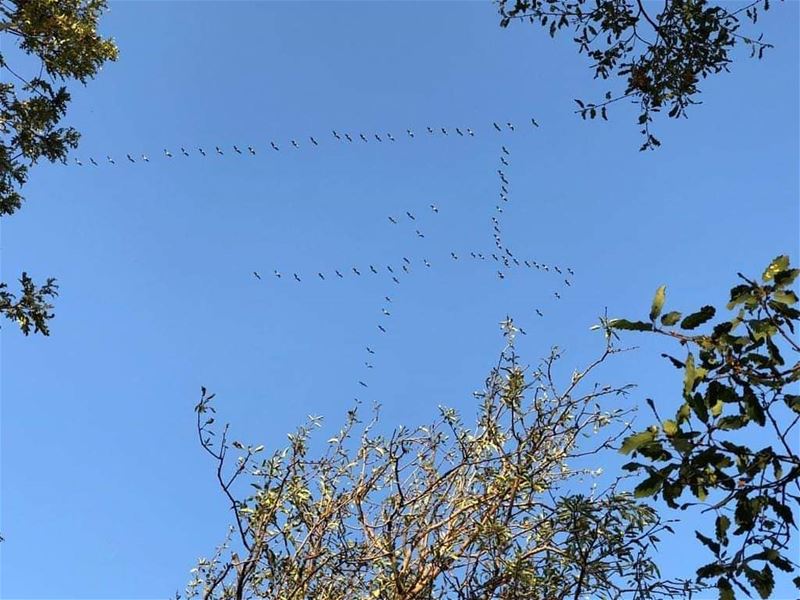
[600,254,800,600]
[185,328,696,600]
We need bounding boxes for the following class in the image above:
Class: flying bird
[271,142,279,151]
[406,211,415,220]
[402,265,410,273]
[164,149,173,158]
[310,137,318,146]
[455,128,463,136]
[359,381,368,388]
[430,204,439,213]
[502,146,510,155]
[535,309,543,317]
[253,272,261,280]
[427,127,434,134]
[388,216,397,224]
[293,273,301,282]
[467,128,475,136]
[387,133,395,141]
[318,273,325,280]
[274,270,281,278]
[336,270,344,278]
[366,346,376,354]
[416,230,424,238]
[554,291,561,299]
[507,122,515,131]
[107,155,115,164]
[374,134,382,142]
[497,271,505,279]
[345,133,353,142]
[407,129,415,138]
[567,267,574,275]
[353,267,361,276]
[493,122,502,132]
[359,133,368,142]
[387,266,394,273]
[181,147,190,156]
[531,117,539,128]
[382,308,390,316]
[403,257,411,264]
[248,146,256,155]
[197,148,206,156]
[441,127,448,135]
[564,279,571,287]
[90,158,98,166]
[370,265,378,274]
[500,157,509,166]
[378,325,387,333]
[141,153,150,162]
[424,259,431,267]
[291,140,299,148]
[385,296,392,303]
[332,130,341,140]
[365,362,374,369]
[216,146,224,155]
[126,154,135,163]
[451,252,458,260]
[75,158,83,166]
[392,276,400,284]
[554,266,562,274]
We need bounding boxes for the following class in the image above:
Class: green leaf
[660,311,682,326]
[634,473,664,497]
[662,419,678,436]
[681,306,716,330]
[650,285,667,321]
[717,416,749,431]
[609,319,653,331]
[619,429,656,455]
[774,268,799,287]
[695,531,721,556]
[717,577,734,600]
[762,255,789,282]
[784,394,800,414]
[715,515,730,546]
[772,290,799,305]
[683,353,707,397]
[744,564,774,599]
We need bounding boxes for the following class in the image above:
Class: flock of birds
[68,120,539,167]
[242,122,573,399]
[70,115,571,399]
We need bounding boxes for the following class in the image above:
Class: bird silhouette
[387,266,394,273]
[387,133,395,141]
[197,148,206,156]
[500,157,509,166]
[294,273,301,282]
[336,270,344,278]
[253,272,261,280]
[318,273,325,280]
[402,265,410,274]
[507,122,515,131]
[164,149,173,158]
[382,308,390,316]
[554,292,561,299]
[181,147,190,156]
[385,296,392,303]
[407,129,414,138]
[353,267,361,276]
[359,381,368,388]
[107,156,115,164]
[271,142,279,151]
[359,133,368,142]
[502,146,510,155]
[291,140,299,148]
[366,346,375,354]
[365,362,374,369]
[451,252,458,260]
[493,122,502,132]
[416,230,424,238]
[388,216,397,224]
[248,146,256,155]
[392,276,400,284]
[554,266,562,274]
[406,211,415,220]
[345,134,353,142]
[497,271,505,279]
[403,257,411,265]
[126,154,135,163]
[564,279,571,287]
[531,117,539,128]
[424,259,431,267]
[141,153,150,162]
[456,128,463,136]
[370,265,378,274]
[374,134,382,142]
[274,270,281,278]
[535,309,543,317]
[378,325,386,333]
[567,267,574,275]
[216,146,224,155]
[75,158,83,166]
[332,130,341,140]
[310,137,318,146]
[230,145,240,153]
[427,127,434,134]
[467,128,475,136]
[90,158,98,166]
[441,127,447,135]
[430,204,439,213]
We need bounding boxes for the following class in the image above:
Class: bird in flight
[441,127,448,135]
[335,270,344,278]
[253,272,261,280]
[291,140,299,148]
[554,291,561,299]
[451,252,458,260]
[497,271,505,280]
[359,381,368,388]
[126,154,135,163]
[456,128,464,136]
[502,146,510,155]
[500,157,509,166]
[416,230,424,238]
[107,155,115,164]
[353,267,361,276]
[427,127,434,134]
[216,146,224,155]
[366,346,375,354]
[274,270,281,278]
[381,308,390,316]
[318,273,325,280]
[392,276,400,284]
[387,133,395,142]
[164,149,173,158]
[467,128,475,136]
[430,204,439,213]
[141,153,150,162]
[310,137,318,146]
[406,211,415,220]
[271,142,279,151]
[554,266,562,274]
[248,146,256,155]
[370,265,378,274]
[378,325,387,333]
[531,117,539,128]
[293,273,301,282]
[407,129,414,138]
[359,133,368,142]
[374,134,382,142]
[564,279,571,287]
[493,122,502,132]
[90,157,98,166]
[387,266,394,273]
[332,130,341,140]
[75,158,83,166]
[181,147,190,156]
[567,267,575,275]
[388,216,397,224]
[197,148,206,156]
[507,122,515,131]
[345,133,353,142]
[232,145,241,155]
[535,309,543,317]
[385,296,392,303]
[424,259,431,267]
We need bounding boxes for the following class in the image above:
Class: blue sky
[1,1,798,598]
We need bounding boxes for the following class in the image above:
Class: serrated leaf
[717,415,749,430]
[681,306,716,330]
[717,577,734,600]
[774,268,799,287]
[634,473,664,497]
[762,255,789,282]
[715,515,730,546]
[650,285,667,321]
[609,319,653,331]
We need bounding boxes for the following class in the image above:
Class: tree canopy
[0,0,117,334]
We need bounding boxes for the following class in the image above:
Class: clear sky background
[1,1,798,598]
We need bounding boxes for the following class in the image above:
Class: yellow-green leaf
[763,255,790,281]
[650,285,667,321]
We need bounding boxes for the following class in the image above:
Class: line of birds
[69,119,540,167]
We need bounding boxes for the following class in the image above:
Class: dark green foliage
[497,0,776,150]
[604,255,800,599]
[0,273,58,335]
[0,0,118,334]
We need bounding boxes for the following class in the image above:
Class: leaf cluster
[605,255,800,599]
